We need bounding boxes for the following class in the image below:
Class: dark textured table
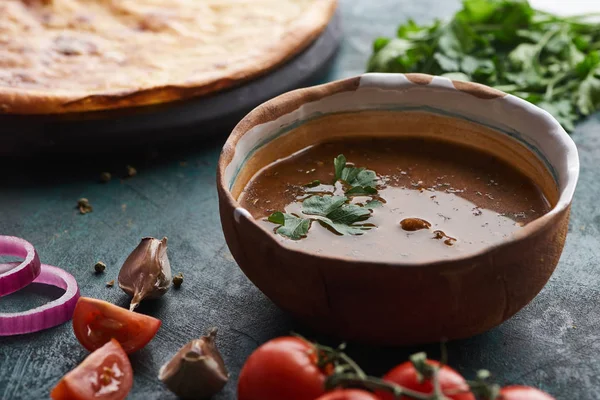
[1,1,599,399]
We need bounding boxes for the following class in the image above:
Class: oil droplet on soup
[238,138,551,263]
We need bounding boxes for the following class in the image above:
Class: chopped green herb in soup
[238,138,550,262]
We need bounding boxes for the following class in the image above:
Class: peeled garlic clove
[159,328,229,399]
[118,237,171,311]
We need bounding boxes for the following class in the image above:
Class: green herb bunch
[367,0,600,131]
[268,155,382,240]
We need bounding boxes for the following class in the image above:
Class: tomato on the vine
[378,359,475,400]
[238,336,330,400]
[499,386,555,400]
[315,389,380,400]
[50,339,133,400]
[72,297,161,354]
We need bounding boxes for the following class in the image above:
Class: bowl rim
[217,73,580,268]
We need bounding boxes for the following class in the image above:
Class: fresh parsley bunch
[367,0,600,131]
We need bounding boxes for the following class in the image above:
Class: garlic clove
[118,237,171,311]
[159,328,229,399]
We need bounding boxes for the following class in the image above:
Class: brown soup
[238,137,551,262]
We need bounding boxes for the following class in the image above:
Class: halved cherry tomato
[315,389,380,400]
[72,297,161,354]
[499,386,555,400]
[378,359,475,400]
[238,336,329,400]
[51,339,133,400]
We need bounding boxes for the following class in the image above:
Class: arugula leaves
[268,154,382,240]
[367,0,600,131]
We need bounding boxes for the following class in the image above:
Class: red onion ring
[0,264,80,336]
[0,236,41,297]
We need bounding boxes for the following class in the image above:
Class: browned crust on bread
[0,0,337,115]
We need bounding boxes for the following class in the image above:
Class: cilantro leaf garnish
[346,186,378,196]
[268,212,311,240]
[334,154,346,181]
[304,180,321,188]
[323,203,370,225]
[313,216,373,236]
[334,154,379,195]
[303,195,371,226]
[267,211,286,225]
[268,154,383,240]
[305,195,373,236]
[342,168,378,188]
[302,195,348,216]
[367,0,600,131]
[268,195,373,240]
[365,199,383,209]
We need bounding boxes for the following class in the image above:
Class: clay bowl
[217,73,579,345]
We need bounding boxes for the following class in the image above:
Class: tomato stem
[409,352,450,400]
[325,373,436,400]
[337,351,367,379]
[431,368,450,400]
[465,370,501,400]
[296,335,367,379]
[294,335,462,400]
[439,341,448,367]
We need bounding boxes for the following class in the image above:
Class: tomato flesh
[378,360,475,400]
[51,339,133,400]
[238,336,328,400]
[500,386,556,400]
[73,297,161,354]
[315,389,380,400]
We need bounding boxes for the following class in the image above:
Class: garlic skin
[118,237,171,311]
[159,328,229,399]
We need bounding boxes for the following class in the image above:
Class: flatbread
[0,0,337,114]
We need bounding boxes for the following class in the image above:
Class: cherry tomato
[315,389,380,400]
[238,336,329,400]
[51,339,133,400]
[499,386,555,400]
[378,360,475,400]
[73,297,161,354]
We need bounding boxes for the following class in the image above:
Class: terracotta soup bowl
[217,73,579,345]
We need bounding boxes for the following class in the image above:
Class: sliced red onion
[0,264,80,336]
[0,236,41,297]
